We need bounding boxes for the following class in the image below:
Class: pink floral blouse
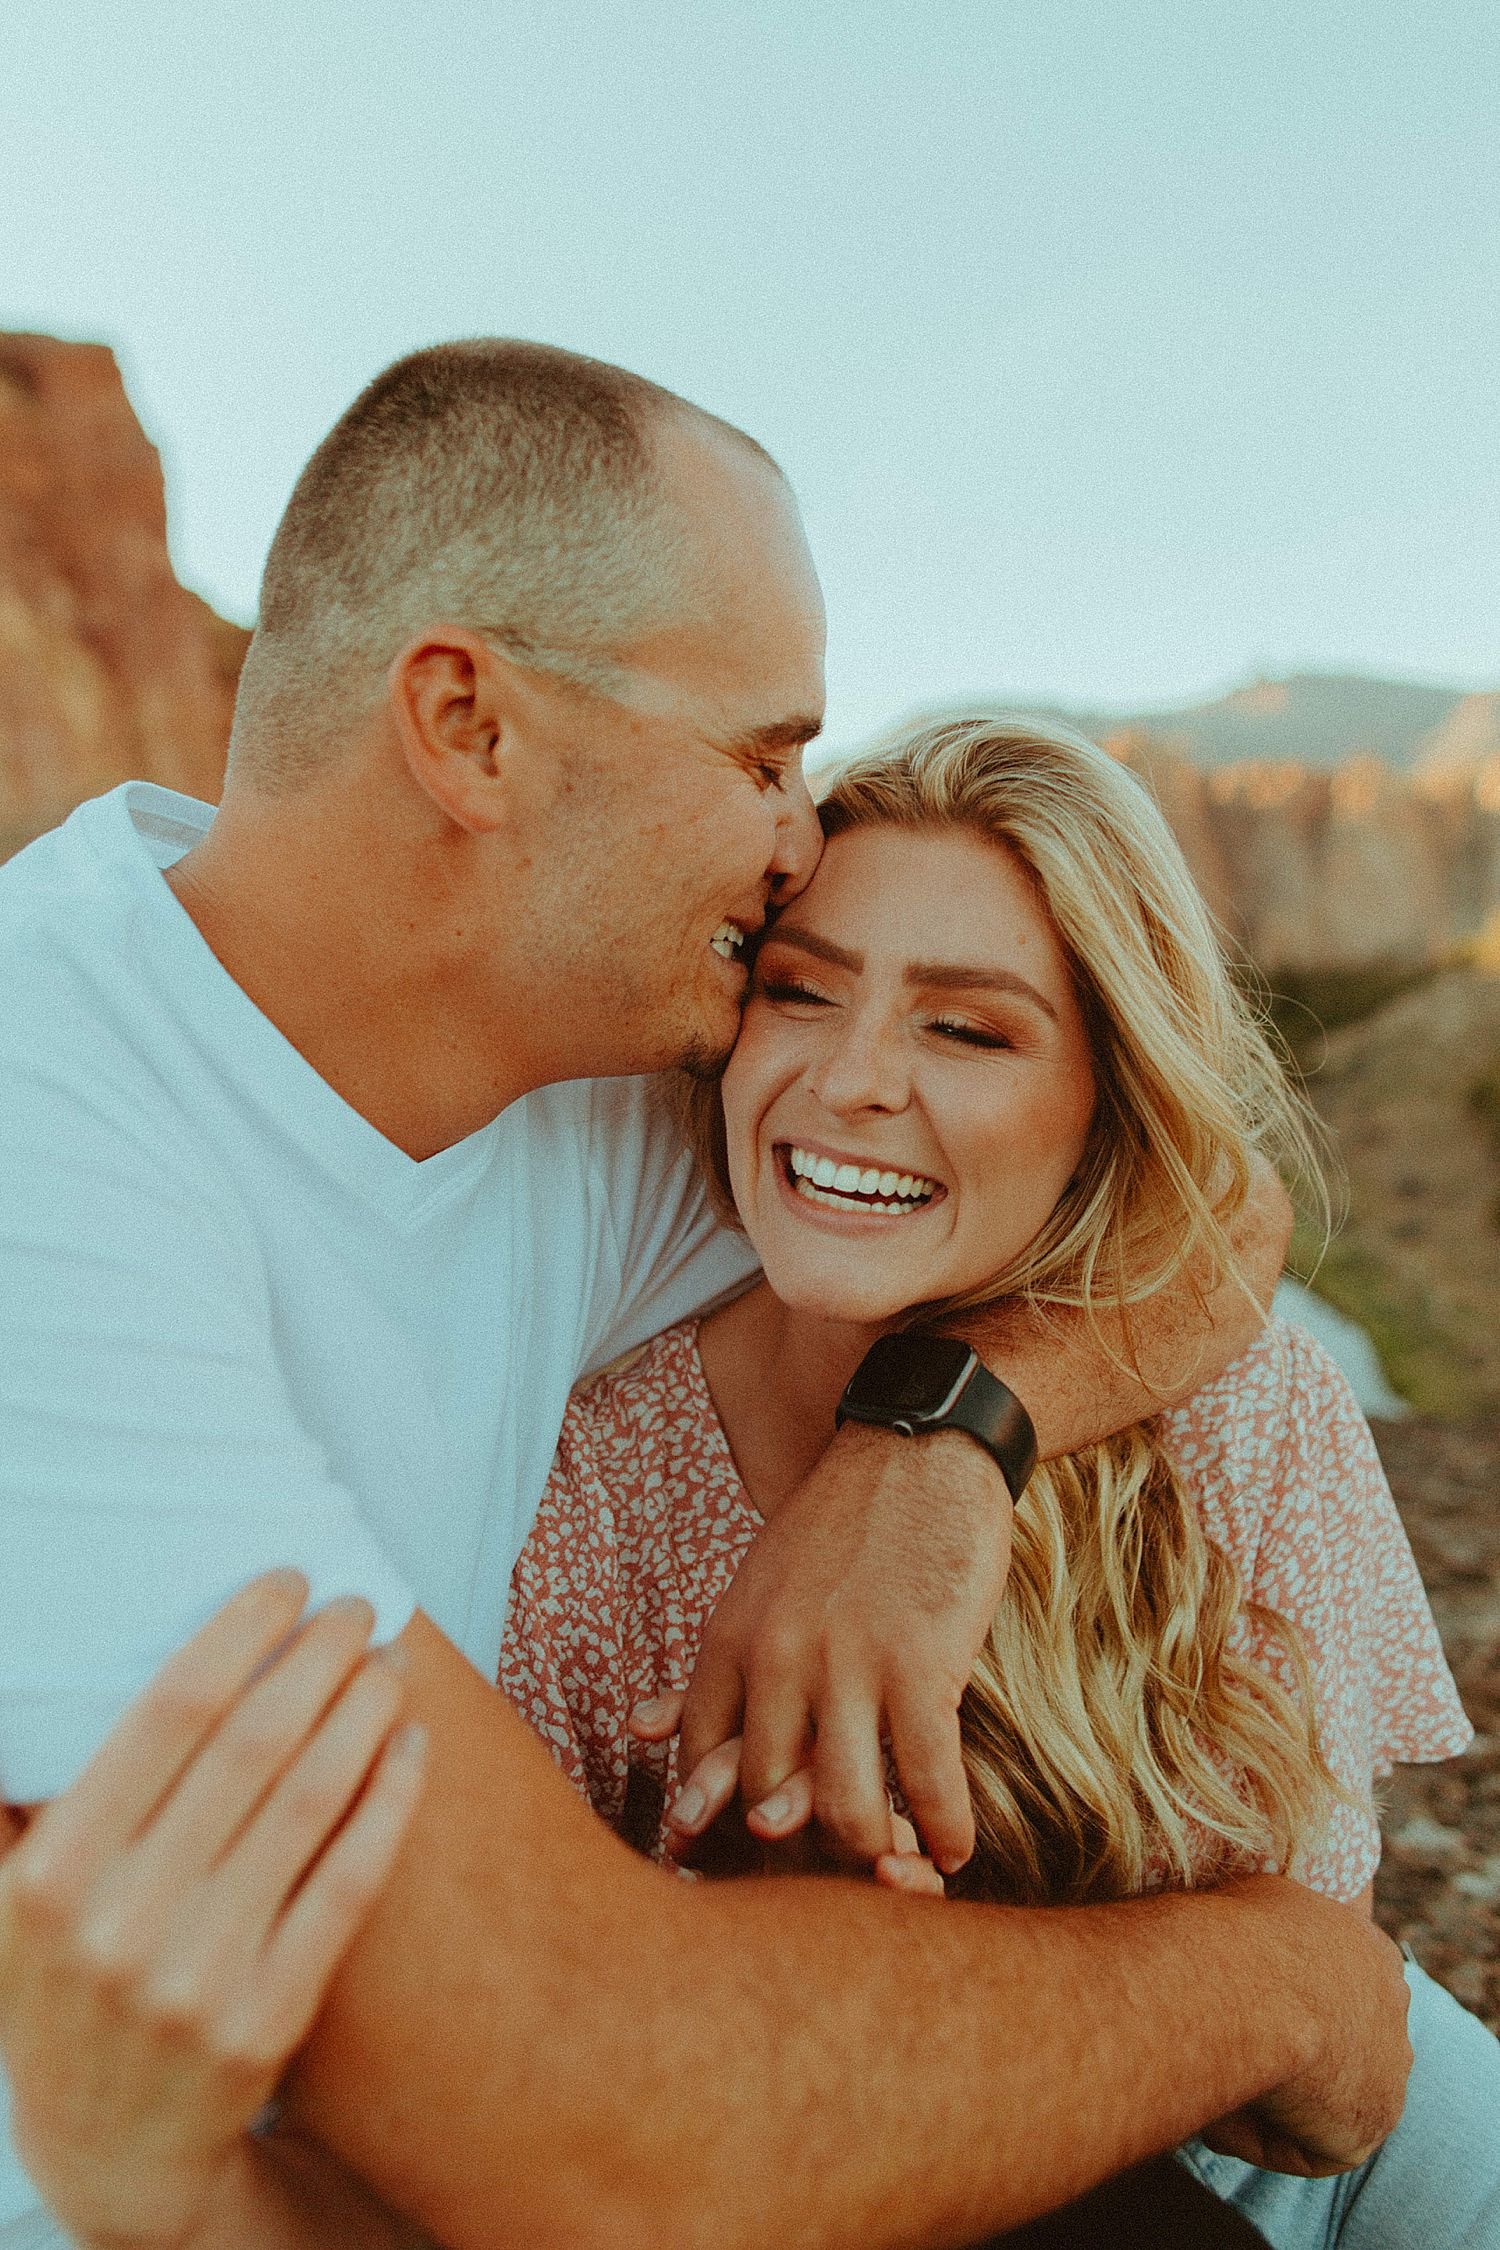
[500,1317,1471,1900]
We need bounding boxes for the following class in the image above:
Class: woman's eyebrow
[907,962,1059,1023]
[760,926,860,970]
[761,928,1059,1022]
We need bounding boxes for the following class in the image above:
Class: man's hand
[1203,1877,1413,2177]
[672,1420,1012,1874]
[627,1705,947,1895]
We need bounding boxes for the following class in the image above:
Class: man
[0,341,1410,2247]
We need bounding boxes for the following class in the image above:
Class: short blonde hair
[681,716,1344,1901]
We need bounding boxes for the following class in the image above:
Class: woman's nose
[806,1013,910,1116]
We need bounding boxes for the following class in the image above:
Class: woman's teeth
[710,921,746,961]
[786,1145,937,1216]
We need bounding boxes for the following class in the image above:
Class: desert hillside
[1286,964,1500,1417]
[1040,671,1500,777]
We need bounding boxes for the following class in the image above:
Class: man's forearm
[952,1154,1292,1458]
[282,1619,1353,2250]
[173,2134,429,2250]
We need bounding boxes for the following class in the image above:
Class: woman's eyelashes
[757,975,832,1007]
[928,1016,1012,1051]
[757,976,1015,1052]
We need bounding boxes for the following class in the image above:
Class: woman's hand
[0,1571,426,2250]
[631,1693,946,1896]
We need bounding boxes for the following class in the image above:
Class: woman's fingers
[124,1595,381,1895]
[742,1765,815,1838]
[12,1572,311,1901]
[874,1848,947,1898]
[234,1722,428,2064]
[663,1735,745,1849]
[626,1688,685,1743]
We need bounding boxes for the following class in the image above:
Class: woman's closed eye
[758,975,834,1007]
[927,1015,1013,1051]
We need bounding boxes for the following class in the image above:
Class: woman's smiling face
[720,823,1098,1324]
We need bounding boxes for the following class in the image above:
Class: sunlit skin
[163,415,828,1152]
[703,825,1098,1497]
[498,421,830,1081]
[725,824,1097,1317]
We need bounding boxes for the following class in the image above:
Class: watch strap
[836,1340,1038,1501]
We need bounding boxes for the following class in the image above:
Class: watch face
[844,1333,974,1418]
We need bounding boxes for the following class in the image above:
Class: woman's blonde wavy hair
[680,715,1347,1904]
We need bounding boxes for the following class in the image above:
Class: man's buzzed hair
[231,338,781,783]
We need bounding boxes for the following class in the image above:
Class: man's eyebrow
[760,927,1059,1022]
[729,714,823,756]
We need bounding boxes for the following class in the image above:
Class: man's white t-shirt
[0,782,757,2230]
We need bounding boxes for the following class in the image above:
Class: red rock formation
[0,333,247,859]
[1115,735,1500,974]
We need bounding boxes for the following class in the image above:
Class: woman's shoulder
[542,1317,722,1532]
[565,1316,710,1442]
[1159,1316,1292,1479]
[1164,1313,1367,1453]
[1161,1314,1384,1562]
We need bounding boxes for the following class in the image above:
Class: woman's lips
[773,1142,945,1221]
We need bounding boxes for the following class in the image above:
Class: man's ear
[386,629,526,835]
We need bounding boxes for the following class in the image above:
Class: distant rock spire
[0,331,249,861]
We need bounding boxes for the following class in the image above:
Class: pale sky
[4,0,1497,750]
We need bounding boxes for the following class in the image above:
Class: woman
[3,718,1494,2248]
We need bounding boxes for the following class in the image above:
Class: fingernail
[321,1594,376,1628]
[252,1568,308,1603]
[755,1788,792,1826]
[631,1696,667,1723]
[669,1784,706,1830]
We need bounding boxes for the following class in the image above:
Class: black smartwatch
[835,1333,1038,1501]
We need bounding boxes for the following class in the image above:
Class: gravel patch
[1370,1416,1500,2031]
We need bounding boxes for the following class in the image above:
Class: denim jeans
[1178,1960,1500,2249]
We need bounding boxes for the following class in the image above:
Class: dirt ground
[1370,1415,1500,2032]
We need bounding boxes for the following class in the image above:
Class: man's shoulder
[516,1073,688,1188]
[0,785,195,1012]
[0,788,221,1161]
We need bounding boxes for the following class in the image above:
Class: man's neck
[164,794,545,1161]
[697,1281,882,1518]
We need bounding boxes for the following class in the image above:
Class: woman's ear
[386,629,520,835]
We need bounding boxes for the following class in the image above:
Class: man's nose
[767,770,823,903]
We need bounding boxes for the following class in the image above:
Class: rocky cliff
[0,333,246,860]
[1110,733,1500,974]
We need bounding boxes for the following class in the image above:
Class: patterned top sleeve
[1163,1319,1472,1901]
